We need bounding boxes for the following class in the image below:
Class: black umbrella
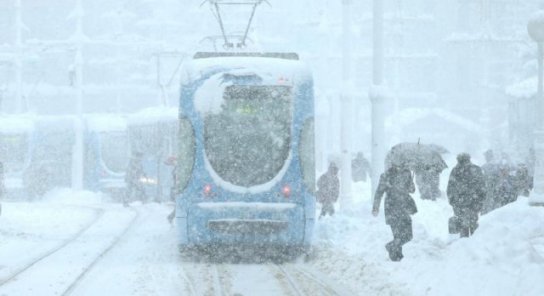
[385,142,448,172]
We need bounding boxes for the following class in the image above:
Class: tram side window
[177,117,195,191]
[100,132,129,174]
[0,134,28,174]
[299,118,315,193]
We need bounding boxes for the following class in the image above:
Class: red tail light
[203,184,212,196]
[281,185,291,198]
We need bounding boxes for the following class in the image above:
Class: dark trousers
[386,216,413,261]
[453,206,479,237]
[319,202,335,217]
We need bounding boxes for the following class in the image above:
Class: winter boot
[386,241,403,261]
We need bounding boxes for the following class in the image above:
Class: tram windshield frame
[203,85,293,187]
[99,131,130,174]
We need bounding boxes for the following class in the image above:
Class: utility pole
[72,0,85,190]
[527,11,544,206]
[339,0,353,209]
[14,0,24,113]
[370,0,386,197]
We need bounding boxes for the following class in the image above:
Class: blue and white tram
[175,52,316,253]
[24,116,75,198]
[84,114,129,199]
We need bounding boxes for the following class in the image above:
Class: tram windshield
[100,132,129,174]
[0,134,29,174]
[204,85,292,187]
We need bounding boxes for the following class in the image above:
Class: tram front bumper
[183,201,306,246]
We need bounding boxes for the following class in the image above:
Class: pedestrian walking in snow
[372,160,417,261]
[496,166,518,207]
[447,153,486,238]
[525,148,535,192]
[124,151,147,206]
[316,162,340,218]
[351,152,371,182]
[514,163,531,197]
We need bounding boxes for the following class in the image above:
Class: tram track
[60,207,139,296]
[0,205,105,287]
[212,264,225,296]
[272,263,350,296]
[0,204,138,296]
[275,264,306,296]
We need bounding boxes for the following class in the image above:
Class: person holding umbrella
[385,142,448,201]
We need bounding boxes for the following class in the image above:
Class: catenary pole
[370,0,386,198]
[527,11,544,206]
[72,0,84,190]
[339,0,353,210]
[14,0,23,113]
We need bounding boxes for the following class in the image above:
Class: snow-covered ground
[1,185,543,296]
[312,182,544,296]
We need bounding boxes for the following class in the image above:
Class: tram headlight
[139,177,158,185]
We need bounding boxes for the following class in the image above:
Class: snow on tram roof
[85,114,127,132]
[184,52,312,82]
[0,115,35,134]
[127,106,178,125]
[185,52,312,116]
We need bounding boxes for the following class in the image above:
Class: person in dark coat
[496,166,518,207]
[372,161,417,261]
[526,148,535,191]
[514,163,531,197]
[414,152,447,201]
[124,151,147,206]
[351,152,371,182]
[316,162,340,218]
[447,153,486,238]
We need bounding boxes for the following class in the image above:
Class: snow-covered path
[0,194,351,296]
[1,187,543,296]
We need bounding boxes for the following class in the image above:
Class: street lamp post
[527,11,544,206]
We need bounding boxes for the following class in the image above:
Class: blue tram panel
[84,115,130,199]
[175,52,316,252]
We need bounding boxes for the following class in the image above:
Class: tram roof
[0,115,35,134]
[184,52,312,83]
[127,106,178,126]
[193,52,299,60]
[85,114,127,132]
